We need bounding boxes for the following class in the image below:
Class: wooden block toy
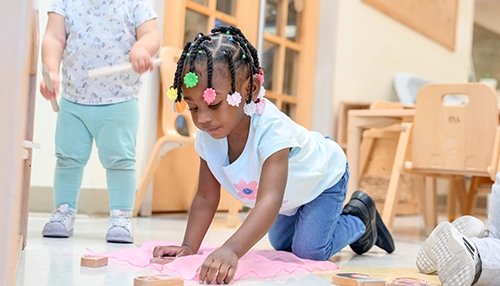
[150,256,176,265]
[332,272,386,286]
[80,255,108,268]
[134,276,183,286]
[387,276,437,285]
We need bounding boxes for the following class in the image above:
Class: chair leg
[358,137,374,182]
[453,175,468,215]
[421,176,437,230]
[446,176,467,222]
[226,198,243,227]
[133,138,184,217]
[465,176,480,215]
[381,124,412,229]
[447,177,457,222]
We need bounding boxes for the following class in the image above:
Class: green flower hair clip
[184,72,199,88]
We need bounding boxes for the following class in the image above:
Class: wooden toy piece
[332,272,386,286]
[133,276,183,286]
[150,256,176,265]
[387,276,438,285]
[80,255,108,268]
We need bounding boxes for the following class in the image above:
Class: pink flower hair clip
[226,91,242,107]
[255,73,265,86]
[203,88,216,104]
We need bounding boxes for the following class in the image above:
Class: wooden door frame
[0,1,32,284]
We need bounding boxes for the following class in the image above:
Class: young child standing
[152,26,394,284]
[39,0,160,243]
[416,173,500,285]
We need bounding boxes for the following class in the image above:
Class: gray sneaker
[427,222,482,286]
[451,215,489,239]
[106,210,133,243]
[416,216,488,274]
[42,204,76,238]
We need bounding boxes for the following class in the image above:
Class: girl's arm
[131,19,160,74]
[222,148,289,256]
[198,148,289,284]
[153,158,221,258]
[40,12,66,99]
[181,158,222,253]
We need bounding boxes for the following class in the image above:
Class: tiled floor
[15,211,486,286]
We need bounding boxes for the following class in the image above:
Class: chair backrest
[411,83,498,176]
[158,46,197,138]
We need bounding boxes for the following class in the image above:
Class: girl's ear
[246,74,261,101]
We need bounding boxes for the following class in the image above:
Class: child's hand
[40,71,59,100]
[129,45,154,74]
[198,246,238,284]
[152,244,194,258]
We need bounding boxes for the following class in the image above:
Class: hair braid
[225,49,237,94]
[173,41,193,101]
[199,42,214,89]
[188,34,211,73]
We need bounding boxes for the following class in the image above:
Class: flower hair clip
[173,99,188,113]
[244,101,257,116]
[245,85,267,116]
[184,72,198,88]
[203,88,216,104]
[166,87,178,101]
[255,73,265,86]
[226,91,242,107]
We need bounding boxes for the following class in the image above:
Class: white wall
[314,0,475,136]
[31,0,164,190]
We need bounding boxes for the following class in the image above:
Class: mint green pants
[53,98,139,211]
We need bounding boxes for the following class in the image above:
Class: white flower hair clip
[226,91,242,107]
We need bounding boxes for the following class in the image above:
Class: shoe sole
[106,237,134,244]
[416,217,484,274]
[433,223,476,286]
[374,211,395,253]
[42,225,74,238]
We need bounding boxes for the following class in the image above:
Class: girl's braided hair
[172,26,262,105]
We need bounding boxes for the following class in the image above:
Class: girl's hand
[39,71,59,100]
[129,45,154,74]
[152,244,194,258]
[198,246,238,284]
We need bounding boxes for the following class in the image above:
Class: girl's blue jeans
[268,164,365,260]
[53,98,139,211]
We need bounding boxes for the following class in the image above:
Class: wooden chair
[133,46,197,217]
[381,83,500,229]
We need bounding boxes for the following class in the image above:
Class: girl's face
[182,62,258,140]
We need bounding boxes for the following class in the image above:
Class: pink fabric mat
[87,241,338,281]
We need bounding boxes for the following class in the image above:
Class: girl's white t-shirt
[195,100,347,216]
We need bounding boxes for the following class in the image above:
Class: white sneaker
[42,204,76,238]
[416,215,487,274]
[451,215,488,239]
[429,222,481,286]
[106,210,133,243]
